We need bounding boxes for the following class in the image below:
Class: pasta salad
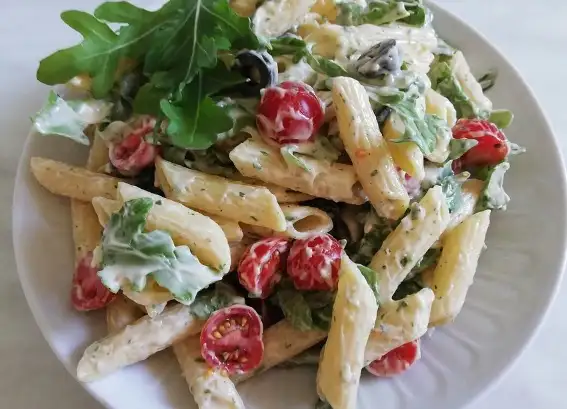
[30,0,525,408]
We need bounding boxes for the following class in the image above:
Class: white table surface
[1,0,565,408]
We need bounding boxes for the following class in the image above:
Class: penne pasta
[203,214,244,243]
[364,288,434,364]
[423,88,454,163]
[30,157,119,201]
[77,303,206,382]
[173,337,246,409]
[253,0,317,38]
[243,204,333,240]
[369,185,451,304]
[426,211,491,327]
[332,76,409,219]
[382,112,425,181]
[317,255,377,409]
[229,138,365,204]
[155,157,287,232]
[117,182,231,274]
[229,0,260,17]
[106,295,144,334]
[232,320,327,384]
[70,200,102,261]
[443,179,484,235]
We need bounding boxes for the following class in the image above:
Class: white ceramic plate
[12,2,567,409]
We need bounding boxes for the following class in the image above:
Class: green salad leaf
[447,138,478,161]
[356,264,380,306]
[280,145,312,172]
[190,282,245,319]
[351,216,396,265]
[275,286,335,331]
[336,0,427,27]
[32,91,112,144]
[476,162,511,211]
[489,109,514,129]
[439,173,463,213]
[97,197,223,304]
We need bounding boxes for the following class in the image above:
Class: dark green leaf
[411,247,440,275]
[351,216,396,265]
[393,276,423,300]
[447,138,478,161]
[276,290,314,331]
[357,264,380,306]
[190,282,244,319]
[439,173,463,213]
[336,0,426,27]
[94,1,152,24]
[315,399,333,409]
[477,70,497,92]
[133,83,169,116]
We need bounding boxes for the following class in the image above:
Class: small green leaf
[440,174,463,213]
[477,162,510,211]
[280,145,312,172]
[447,138,478,161]
[276,290,314,331]
[489,109,514,129]
[190,282,244,319]
[133,83,168,116]
[356,264,380,306]
[336,0,426,27]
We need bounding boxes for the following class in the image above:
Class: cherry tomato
[109,116,159,176]
[71,252,116,311]
[200,305,264,375]
[366,340,420,377]
[256,81,324,145]
[397,168,421,199]
[238,237,291,298]
[451,118,508,172]
[287,233,342,291]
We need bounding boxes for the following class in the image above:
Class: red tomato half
[71,252,116,311]
[238,237,291,298]
[451,118,508,172]
[200,305,264,375]
[366,340,420,377]
[109,116,159,176]
[287,233,343,291]
[256,81,324,145]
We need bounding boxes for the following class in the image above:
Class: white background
[1,0,566,408]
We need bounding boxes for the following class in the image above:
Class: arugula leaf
[190,282,244,319]
[476,162,511,211]
[447,138,478,161]
[94,1,152,24]
[439,173,463,213]
[280,145,312,172]
[489,109,514,129]
[356,264,380,306]
[32,91,112,145]
[269,37,348,77]
[336,0,426,27]
[275,287,335,331]
[411,247,441,275]
[477,69,497,92]
[97,198,223,304]
[393,276,423,300]
[351,216,396,265]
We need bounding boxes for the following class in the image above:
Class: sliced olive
[231,50,278,96]
[375,106,393,130]
[354,39,402,78]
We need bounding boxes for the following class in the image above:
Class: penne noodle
[332,76,409,219]
[70,199,102,261]
[117,182,231,274]
[77,303,206,382]
[243,204,333,240]
[232,320,327,384]
[317,255,377,409]
[86,132,110,171]
[369,186,451,304]
[203,214,244,243]
[253,0,317,38]
[443,179,484,235]
[229,0,260,17]
[173,337,246,409]
[364,288,434,364]
[229,138,365,204]
[155,157,287,232]
[426,211,491,327]
[422,89,453,163]
[106,295,144,334]
[30,157,119,201]
[382,112,425,181]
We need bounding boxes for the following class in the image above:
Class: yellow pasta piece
[243,204,333,240]
[70,200,102,261]
[106,295,144,334]
[382,112,425,181]
[443,178,484,235]
[253,0,317,38]
[229,0,260,16]
[425,88,457,127]
[229,138,365,205]
[30,157,119,201]
[369,185,450,303]
[332,76,409,219]
[155,157,286,232]
[426,210,491,327]
[451,51,493,113]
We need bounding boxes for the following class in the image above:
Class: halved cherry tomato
[366,340,420,377]
[451,118,508,172]
[287,233,342,291]
[109,116,159,176]
[200,305,264,375]
[71,252,116,311]
[256,81,324,145]
[237,237,291,298]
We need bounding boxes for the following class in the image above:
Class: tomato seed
[213,331,222,339]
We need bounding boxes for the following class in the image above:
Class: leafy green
[447,138,478,161]
[97,198,223,304]
[392,276,423,300]
[190,282,244,319]
[269,36,348,77]
[476,162,510,211]
[315,399,333,409]
[428,60,490,119]
[439,173,463,213]
[351,216,396,265]
[357,264,380,306]
[411,247,441,274]
[489,109,514,129]
[275,286,335,331]
[336,0,426,27]
[477,70,497,92]
[280,145,312,172]
[32,91,112,144]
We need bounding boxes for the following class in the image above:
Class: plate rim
[11,2,567,409]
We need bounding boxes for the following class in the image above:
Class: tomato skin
[256,81,324,145]
[238,237,291,299]
[366,340,420,377]
[451,118,508,172]
[71,252,116,311]
[109,116,159,176]
[200,305,264,375]
[287,234,343,291]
